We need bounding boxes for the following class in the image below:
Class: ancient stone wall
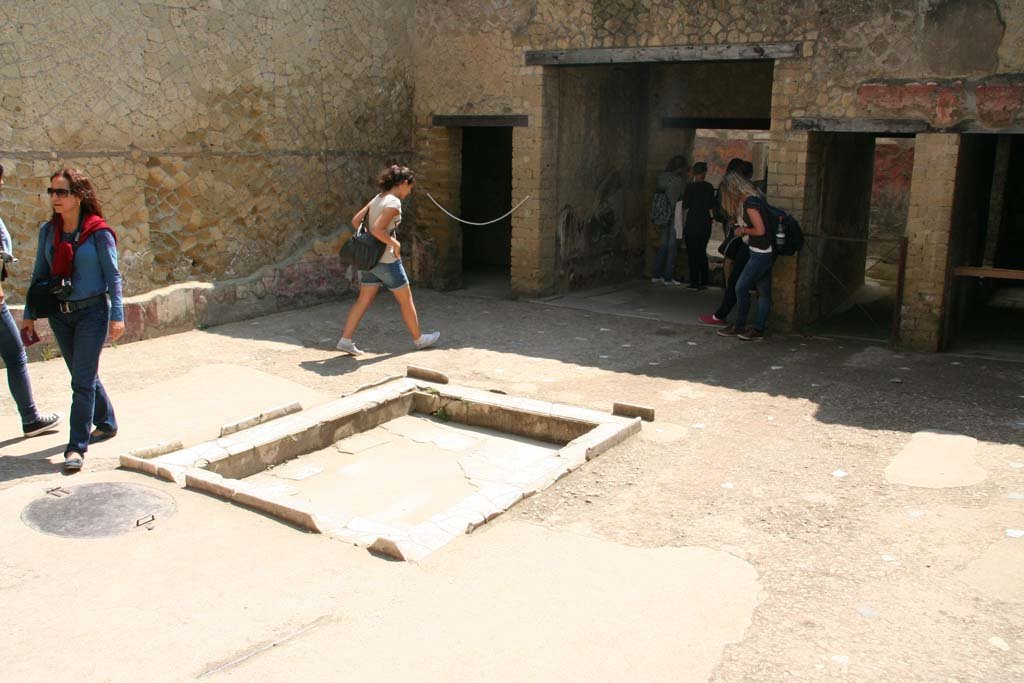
[3,0,1022,351]
[0,0,415,305]
[411,1,1024,129]
[410,0,1024,303]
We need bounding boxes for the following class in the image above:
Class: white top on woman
[368,193,402,264]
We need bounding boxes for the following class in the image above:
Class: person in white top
[336,164,440,356]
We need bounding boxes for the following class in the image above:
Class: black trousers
[684,223,711,288]
[714,242,751,320]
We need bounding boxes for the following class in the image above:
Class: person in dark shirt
[680,162,716,290]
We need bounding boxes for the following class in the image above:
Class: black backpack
[763,203,804,256]
[649,190,672,225]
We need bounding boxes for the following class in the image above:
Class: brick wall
[410,126,461,290]
[509,66,559,297]
[899,134,961,352]
[767,59,820,331]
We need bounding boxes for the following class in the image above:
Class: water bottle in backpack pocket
[764,204,805,256]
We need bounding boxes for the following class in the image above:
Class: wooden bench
[953,266,1024,281]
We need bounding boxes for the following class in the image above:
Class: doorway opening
[801,132,913,343]
[460,126,513,298]
[946,134,1024,358]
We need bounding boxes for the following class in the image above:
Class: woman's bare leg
[390,286,422,340]
[342,285,380,338]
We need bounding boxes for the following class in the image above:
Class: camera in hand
[49,277,73,301]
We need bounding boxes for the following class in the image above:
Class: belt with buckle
[57,294,107,314]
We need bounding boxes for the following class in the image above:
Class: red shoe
[698,313,727,326]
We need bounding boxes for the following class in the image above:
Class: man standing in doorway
[680,162,716,290]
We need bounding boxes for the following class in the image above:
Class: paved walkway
[1,290,1022,682]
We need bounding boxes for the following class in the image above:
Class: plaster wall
[555,65,649,291]
[869,139,915,249]
[814,134,876,321]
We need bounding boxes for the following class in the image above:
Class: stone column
[899,133,962,351]
[510,65,558,298]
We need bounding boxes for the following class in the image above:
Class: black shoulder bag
[26,225,77,318]
[338,198,387,271]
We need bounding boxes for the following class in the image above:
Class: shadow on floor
[203,284,1024,447]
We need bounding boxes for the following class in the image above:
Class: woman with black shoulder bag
[335,164,440,356]
[21,168,124,472]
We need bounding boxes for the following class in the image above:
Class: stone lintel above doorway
[524,42,803,66]
[432,114,529,127]
[792,117,1024,136]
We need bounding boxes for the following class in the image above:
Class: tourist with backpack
[715,172,774,341]
[650,155,687,285]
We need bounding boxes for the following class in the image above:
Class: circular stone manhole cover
[21,482,177,539]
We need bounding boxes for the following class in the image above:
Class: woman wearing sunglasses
[21,168,123,472]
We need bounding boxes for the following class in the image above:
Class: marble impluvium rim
[120,377,641,561]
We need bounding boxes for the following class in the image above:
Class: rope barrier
[425,192,530,226]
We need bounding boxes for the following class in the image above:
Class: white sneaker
[335,338,364,356]
[663,279,682,286]
[650,277,664,284]
[414,331,440,350]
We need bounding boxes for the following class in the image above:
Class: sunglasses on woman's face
[46,188,72,197]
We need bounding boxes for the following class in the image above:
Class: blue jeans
[0,302,40,424]
[48,301,117,455]
[715,243,750,321]
[734,251,774,331]
[652,223,677,281]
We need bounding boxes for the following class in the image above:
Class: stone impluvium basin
[120,374,641,561]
